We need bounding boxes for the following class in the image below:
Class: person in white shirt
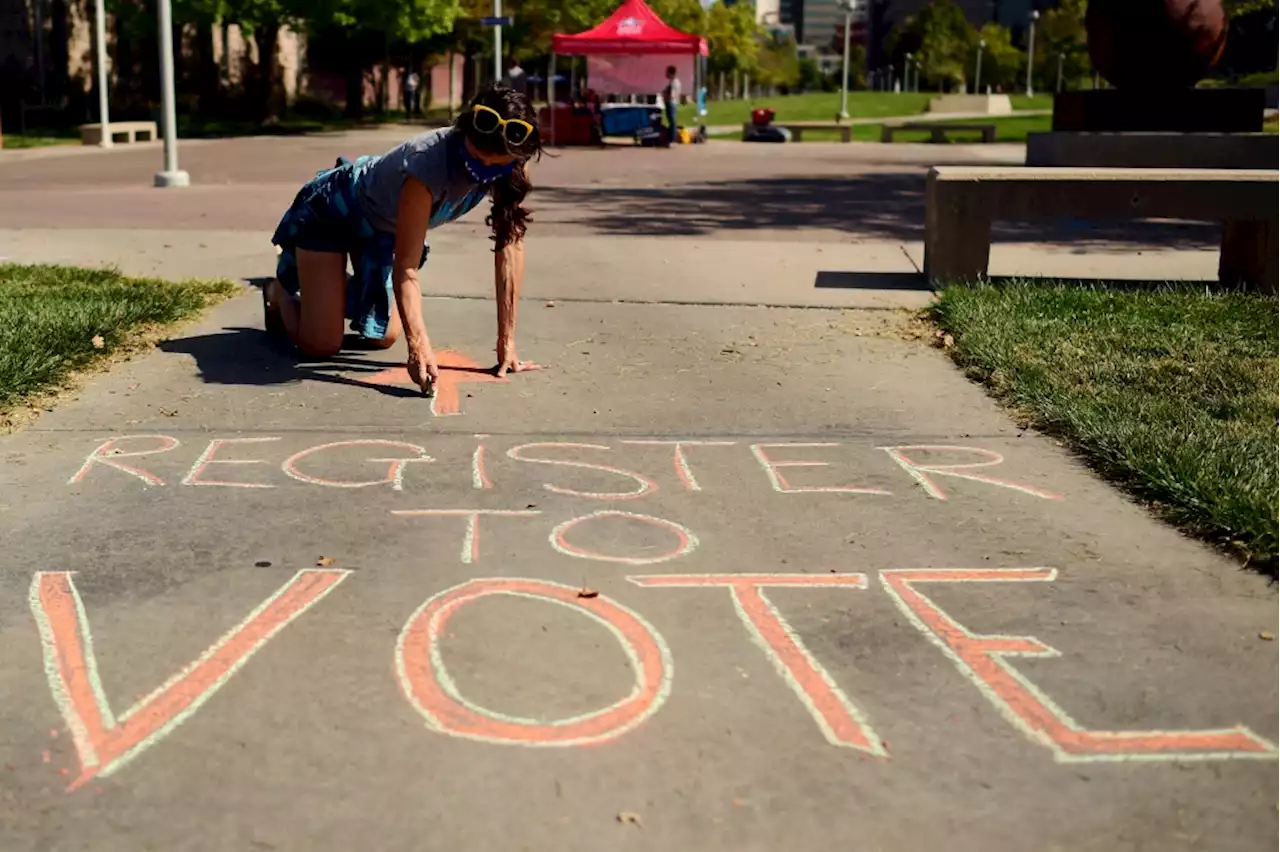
[662,65,681,146]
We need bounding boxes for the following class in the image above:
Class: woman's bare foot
[263,280,288,338]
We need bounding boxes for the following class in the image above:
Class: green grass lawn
[712,112,1052,143]
[0,264,237,414]
[931,281,1279,574]
[0,133,80,149]
[859,113,1052,142]
[682,91,1052,125]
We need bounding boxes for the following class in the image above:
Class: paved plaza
[0,134,1272,851]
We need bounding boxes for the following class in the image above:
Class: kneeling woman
[265,85,542,393]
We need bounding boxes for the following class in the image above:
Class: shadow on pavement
[158,326,422,397]
[814,270,929,290]
[537,174,1220,249]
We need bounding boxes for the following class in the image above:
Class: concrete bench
[883,122,996,144]
[79,121,158,146]
[742,121,852,142]
[924,166,1279,292]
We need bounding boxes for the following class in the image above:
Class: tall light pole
[1025,9,1040,98]
[905,52,913,93]
[34,0,48,103]
[93,0,111,147]
[493,0,503,83]
[838,0,857,119]
[154,0,188,187]
[975,38,985,94]
[1056,52,1065,92]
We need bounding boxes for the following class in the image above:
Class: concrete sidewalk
[0,133,1273,852]
[0,291,1274,852]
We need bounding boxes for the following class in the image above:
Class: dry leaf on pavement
[577,586,599,599]
[316,556,336,567]
[616,812,642,827]
[1260,632,1275,641]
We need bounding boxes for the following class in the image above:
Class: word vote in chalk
[29,568,1275,796]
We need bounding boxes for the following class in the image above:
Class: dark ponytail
[488,161,532,251]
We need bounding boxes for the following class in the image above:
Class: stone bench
[79,121,158,146]
[742,121,852,142]
[924,166,1279,292]
[883,122,996,144]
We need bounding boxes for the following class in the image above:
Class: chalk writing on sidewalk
[26,565,1275,794]
[68,435,1063,503]
[630,573,885,755]
[362,350,505,416]
[396,578,672,747]
[878,568,1276,762]
[37,434,1276,793]
[30,569,350,792]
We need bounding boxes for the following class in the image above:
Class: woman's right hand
[407,339,439,396]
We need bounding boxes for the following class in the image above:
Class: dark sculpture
[1086,0,1230,91]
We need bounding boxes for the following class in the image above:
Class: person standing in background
[662,65,681,147]
[404,71,421,117]
[504,60,527,98]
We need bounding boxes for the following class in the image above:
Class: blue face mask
[460,143,517,184]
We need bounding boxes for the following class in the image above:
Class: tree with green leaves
[647,0,707,37]
[1225,0,1277,13]
[973,22,1023,92]
[755,32,801,92]
[705,0,759,82]
[1035,0,1090,91]
[306,0,460,117]
[886,0,977,91]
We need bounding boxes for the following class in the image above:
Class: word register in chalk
[69,435,1064,502]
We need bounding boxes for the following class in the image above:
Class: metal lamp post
[838,0,857,119]
[1025,9,1040,98]
[904,52,913,92]
[493,0,503,83]
[1057,52,1066,92]
[93,0,111,147]
[975,38,985,94]
[154,0,189,187]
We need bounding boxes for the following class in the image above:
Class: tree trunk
[252,20,281,122]
[193,20,220,113]
[379,32,390,114]
[344,58,366,119]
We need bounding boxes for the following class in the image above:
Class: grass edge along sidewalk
[0,263,237,428]
[930,280,1279,575]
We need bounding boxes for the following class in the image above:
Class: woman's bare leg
[369,309,402,349]
[347,247,402,350]
[266,248,347,357]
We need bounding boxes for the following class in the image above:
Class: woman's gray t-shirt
[356,127,489,234]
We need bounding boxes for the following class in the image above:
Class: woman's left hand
[496,338,543,378]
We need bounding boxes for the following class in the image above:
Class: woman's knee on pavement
[368,325,401,349]
[296,334,343,359]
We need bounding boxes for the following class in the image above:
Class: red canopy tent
[547,0,707,144]
[551,0,708,56]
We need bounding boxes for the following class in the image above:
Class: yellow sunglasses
[472,104,535,146]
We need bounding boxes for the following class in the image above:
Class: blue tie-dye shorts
[270,155,428,340]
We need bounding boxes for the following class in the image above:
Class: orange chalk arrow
[361,349,505,416]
